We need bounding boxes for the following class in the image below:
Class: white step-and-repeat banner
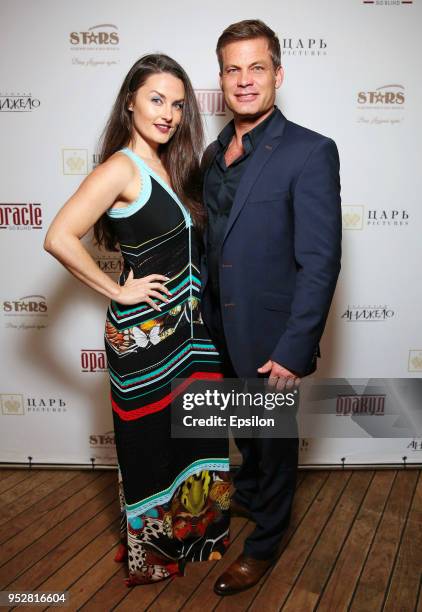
[1,0,421,467]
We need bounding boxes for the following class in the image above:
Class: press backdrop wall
[1,0,421,467]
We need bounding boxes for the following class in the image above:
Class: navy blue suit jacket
[201,109,342,378]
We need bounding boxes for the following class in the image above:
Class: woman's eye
[151,97,162,104]
[174,102,184,110]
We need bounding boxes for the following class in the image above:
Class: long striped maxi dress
[104,148,230,585]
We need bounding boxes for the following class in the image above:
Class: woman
[44,54,230,586]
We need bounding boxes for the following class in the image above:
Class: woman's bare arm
[44,154,170,308]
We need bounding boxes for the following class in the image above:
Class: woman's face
[128,72,185,148]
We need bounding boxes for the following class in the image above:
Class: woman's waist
[119,258,201,284]
[106,290,202,337]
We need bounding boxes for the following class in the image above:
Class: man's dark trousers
[212,313,298,561]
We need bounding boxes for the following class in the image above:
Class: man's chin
[231,107,270,121]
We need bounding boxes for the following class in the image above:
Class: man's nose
[237,69,253,88]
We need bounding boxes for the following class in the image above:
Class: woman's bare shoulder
[95,150,136,179]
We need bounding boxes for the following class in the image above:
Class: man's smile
[235,92,259,102]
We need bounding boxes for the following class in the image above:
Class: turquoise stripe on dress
[107,149,152,218]
[119,148,192,228]
[125,458,230,517]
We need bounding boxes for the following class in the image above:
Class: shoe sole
[213,584,254,596]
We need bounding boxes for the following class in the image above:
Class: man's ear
[219,72,223,91]
[275,65,284,89]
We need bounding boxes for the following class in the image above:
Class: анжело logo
[341,305,395,322]
[0,93,40,112]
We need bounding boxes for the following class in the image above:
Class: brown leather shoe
[213,553,274,596]
[230,498,253,521]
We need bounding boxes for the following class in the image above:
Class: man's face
[219,37,283,119]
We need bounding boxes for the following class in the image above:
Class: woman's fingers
[148,282,172,296]
[148,290,169,303]
[121,272,173,307]
[144,274,169,282]
[126,276,171,296]
[144,297,161,312]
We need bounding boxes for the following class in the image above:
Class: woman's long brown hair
[94,54,205,251]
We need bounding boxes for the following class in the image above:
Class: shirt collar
[217,106,278,150]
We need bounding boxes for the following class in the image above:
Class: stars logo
[357,85,405,106]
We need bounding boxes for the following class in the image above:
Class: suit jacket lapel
[222,110,287,246]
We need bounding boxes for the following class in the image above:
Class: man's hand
[257,360,301,391]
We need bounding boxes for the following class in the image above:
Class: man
[200,20,342,595]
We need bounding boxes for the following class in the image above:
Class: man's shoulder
[283,117,336,148]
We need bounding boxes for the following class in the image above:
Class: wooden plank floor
[0,468,420,611]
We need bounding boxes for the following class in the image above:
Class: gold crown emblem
[410,356,422,370]
[4,399,20,413]
[343,213,361,228]
[66,155,85,173]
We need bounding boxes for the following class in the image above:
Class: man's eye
[253,66,264,71]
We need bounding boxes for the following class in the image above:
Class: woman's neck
[129,134,160,162]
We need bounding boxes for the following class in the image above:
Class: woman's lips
[154,124,172,134]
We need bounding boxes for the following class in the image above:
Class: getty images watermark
[171,379,299,438]
[183,386,297,431]
[170,378,422,439]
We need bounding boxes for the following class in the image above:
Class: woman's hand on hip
[116,270,171,310]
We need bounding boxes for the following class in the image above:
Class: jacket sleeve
[270,137,342,375]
